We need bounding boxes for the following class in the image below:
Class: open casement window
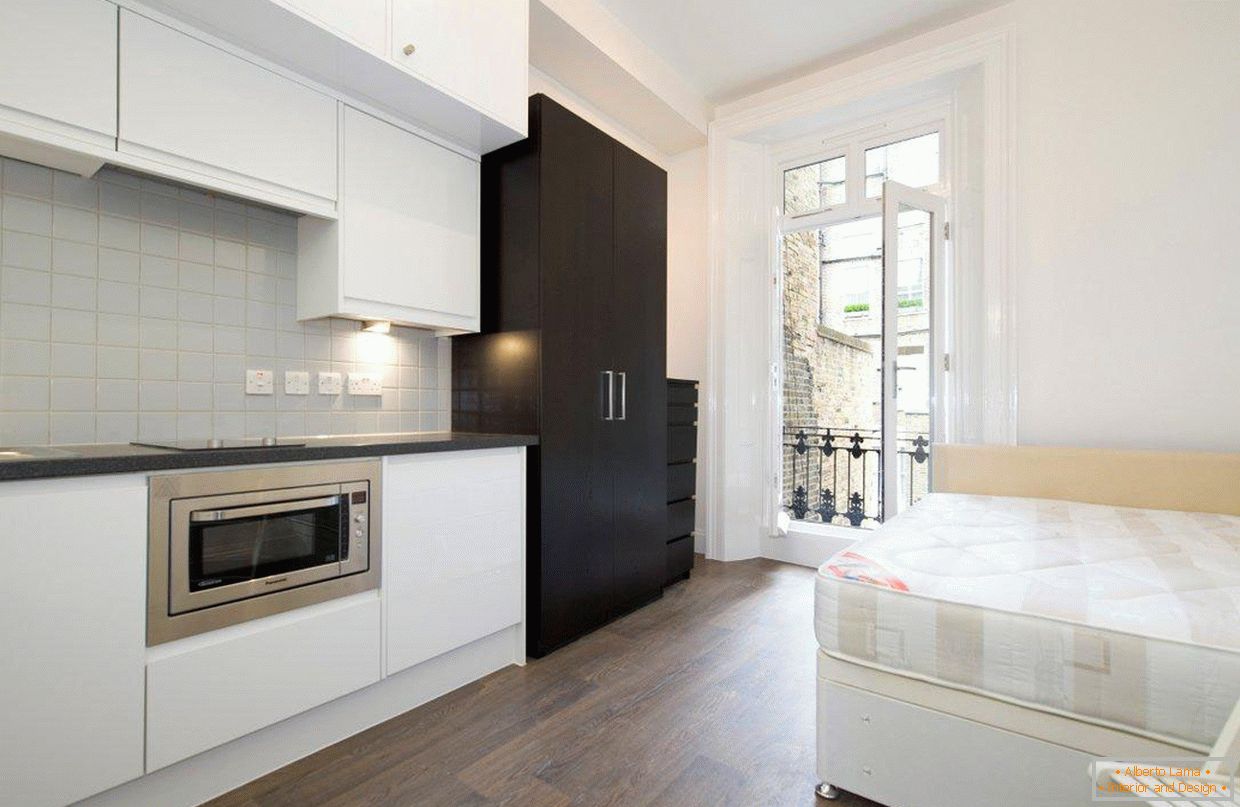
[778,177,945,530]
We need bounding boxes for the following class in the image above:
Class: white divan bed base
[817,651,1200,807]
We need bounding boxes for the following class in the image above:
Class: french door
[778,180,945,527]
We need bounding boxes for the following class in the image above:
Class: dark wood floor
[207,556,880,807]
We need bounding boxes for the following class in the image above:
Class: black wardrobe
[453,95,668,657]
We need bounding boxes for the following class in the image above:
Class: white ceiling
[593,0,1001,103]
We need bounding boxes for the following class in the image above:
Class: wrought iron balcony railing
[782,427,929,528]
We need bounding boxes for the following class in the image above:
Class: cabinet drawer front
[667,381,698,406]
[667,461,696,503]
[668,424,697,464]
[668,402,697,426]
[119,11,337,205]
[341,107,480,324]
[0,0,117,144]
[666,534,694,582]
[145,595,380,772]
[668,498,695,540]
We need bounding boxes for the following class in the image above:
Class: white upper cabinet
[299,106,480,333]
[391,0,528,131]
[277,0,387,55]
[0,0,117,174]
[0,475,147,807]
[118,10,338,215]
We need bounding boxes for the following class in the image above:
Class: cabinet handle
[402,43,416,56]
[601,370,615,421]
[616,372,627,421]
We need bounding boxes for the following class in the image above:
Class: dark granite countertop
[0,432,538,482]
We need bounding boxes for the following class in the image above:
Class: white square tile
[140,192,178,226]
[98,247,140,282]
[213,412,245,439]
[276,331,304,359]
[96,412,138,443]
[214,239,245,269]
[52,239,98,277]
[49,308,94,343]
[276,250,297,279]
[52,173,98,210]
[275,305,299,332]
[178,291,214,323]
[51,275,96,310]
[246,272,277,302]
[178,322,213,353]
[178,351,213,382]
[99,215,140,251]
[306,334,331,361]
[178,262,214,294]
[50,342,95,377]
[139,317,178,349]
[95,312,136,346]
[3,231,51,270]
[177,412,212,439]
[3,194,52,235]
[139,349,178,380]
[139,286,178,319]
[96,379,138,411]
[213,297,245,326]
[3,159,53,198]
[50,412,96,444]
[246,328,276,357]
[214,382,244,410]
[1,339,49,375]
[179,232,214,264]
[99,184,141,219]
[0,412,48,444]
[140,223,178,257]
[97,346,138,379]
[0,376,49,410]
[246,300,276,328]
[139,255,179,289]
[214,211,246,241]
[178,202,214,235]
[213,354,244,382]
[246,245,277,274]
[276,411,305,437]
[214,267,245,298]
[51,377,95,411]
[98,281,140,315]
[245,411,276,438]
[2,266,51,305]
[213,326,245,355]
[52,205,98,243]
[138,412,177,441]
[139,380,177,410]
[178,382,212,411]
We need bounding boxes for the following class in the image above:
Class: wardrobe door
[534,99,616,653]
[609,143,668,614]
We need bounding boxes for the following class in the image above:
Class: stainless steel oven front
[148,460,381,645]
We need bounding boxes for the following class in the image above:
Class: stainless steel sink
[0,447,75,460]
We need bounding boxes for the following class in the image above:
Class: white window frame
[773,102,952,538]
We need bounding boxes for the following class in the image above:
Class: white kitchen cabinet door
[384,449,524,676]
[298,106,480,332]
[118,10,338,214]
[0,0,117,172]
[146,593,381,772]
[278,0,387,55]
[391,0,528,131]
[0,475,147,807]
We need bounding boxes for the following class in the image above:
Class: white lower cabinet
[384,449,525,676]
[0,476,147,807]
[145,593,381,772]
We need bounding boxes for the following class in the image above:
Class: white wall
[1009,0,1240,451]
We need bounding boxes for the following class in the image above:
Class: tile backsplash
[0,158,451,446]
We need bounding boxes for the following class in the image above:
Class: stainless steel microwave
[148,460,381,645]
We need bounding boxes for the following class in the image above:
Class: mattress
[814,493,1240,750]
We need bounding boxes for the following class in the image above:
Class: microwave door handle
[189,494,343,523]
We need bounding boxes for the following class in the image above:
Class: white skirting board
[77,625,523,807]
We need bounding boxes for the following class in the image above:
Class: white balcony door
[881,181,945,519]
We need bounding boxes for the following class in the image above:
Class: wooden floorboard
[206,556,881,807]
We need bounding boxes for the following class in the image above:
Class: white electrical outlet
[347,372,384,396]
[317,371,342,395]
[245,369,274,395]
[284,370,310,395]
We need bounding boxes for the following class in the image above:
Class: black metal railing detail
[782,427,930,529]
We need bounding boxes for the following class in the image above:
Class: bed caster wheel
[815,782,841,800]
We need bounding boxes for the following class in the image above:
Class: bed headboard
[932,444,1240,515]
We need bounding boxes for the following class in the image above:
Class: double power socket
[245,369,383,397]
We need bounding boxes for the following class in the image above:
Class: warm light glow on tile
[362,320,391,334]
[355,330,396,366]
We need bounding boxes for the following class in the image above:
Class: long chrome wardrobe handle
[616,371,627,421]
[601,370,615,421]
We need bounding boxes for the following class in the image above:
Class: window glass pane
[783,155,845,215]
[865,132,939,197]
